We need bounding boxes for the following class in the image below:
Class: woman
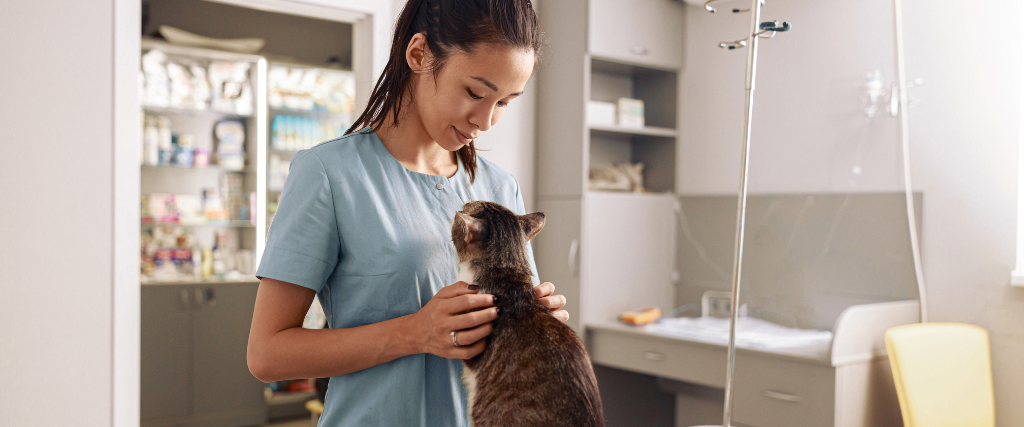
[246,0,567,425]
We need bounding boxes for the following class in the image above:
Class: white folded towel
[645,316,832,350]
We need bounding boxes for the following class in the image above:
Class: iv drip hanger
[700,0,792,426]
[718,21,791,49]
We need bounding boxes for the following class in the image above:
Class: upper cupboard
[588,0,685,69]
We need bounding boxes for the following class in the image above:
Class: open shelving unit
[588,56,679,194]
[137,2,369,424]
[263,59,356,232]
[139,38,268,285]
[534,0,685,337]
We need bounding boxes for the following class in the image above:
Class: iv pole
[701,0,790,426]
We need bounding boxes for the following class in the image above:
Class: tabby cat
[451,200,604,427]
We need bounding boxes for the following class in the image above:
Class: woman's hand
[534,282,569,323]
[410,281,498,360]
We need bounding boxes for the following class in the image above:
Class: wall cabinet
[589,0,685,69]
[533,197,584,331]
[582,193,677,324]
[141,283,265,427]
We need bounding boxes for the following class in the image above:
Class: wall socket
[701,291,747,318]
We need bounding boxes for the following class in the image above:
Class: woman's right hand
[410,281,498,360]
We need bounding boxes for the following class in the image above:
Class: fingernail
[492,296,499,304]
[468,285,478,290]
[496,307,502,315]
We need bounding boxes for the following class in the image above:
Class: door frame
[112,1,390,425]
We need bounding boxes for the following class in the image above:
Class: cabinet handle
[179,289,190,310]
[193,288,205,309]
[568,239,580,277]
[761,389,803,403]
[642,351,666,361]
[630,46,649,55]
[205,288,217,308]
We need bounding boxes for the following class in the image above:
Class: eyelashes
[466,87,509,107]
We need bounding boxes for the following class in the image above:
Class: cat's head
[452,201,545,264]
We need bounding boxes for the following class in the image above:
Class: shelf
[265,388,317,419]
[141,276,260,286]
[143,105,253,118]
[266,390,316,406]
[588,124,677,138]
[269,147,300,155]
[142,38,265,63]
[591,55,679,75]
[142,164,253,173]
[142,220,255,228]
[271,106,350,116]
[585,190,678,200]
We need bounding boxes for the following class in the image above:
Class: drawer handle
[179,289,190,310]
[568,239,580,277]
[630,46,649,55]
[642,351,666,361]
[762,390,803,403]
[194,288,205,310]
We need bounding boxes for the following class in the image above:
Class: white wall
[680,0,1024,424]
[0,0,117,425]
[679,0,903,194]
[904,0,1024,425]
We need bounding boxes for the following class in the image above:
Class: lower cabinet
[141,283,266,427]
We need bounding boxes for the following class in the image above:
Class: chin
[437,126,471,152]
[436,139,467,152]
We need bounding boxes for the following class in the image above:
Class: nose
[468,104,495,135]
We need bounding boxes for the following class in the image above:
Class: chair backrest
[885,323,994,427]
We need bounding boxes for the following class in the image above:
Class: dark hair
[346,0,541,183]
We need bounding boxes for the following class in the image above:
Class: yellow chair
[885,323,995,427]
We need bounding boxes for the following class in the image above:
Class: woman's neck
[375,110,458,178]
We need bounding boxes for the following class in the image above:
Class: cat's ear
[458,212,483,244]
[520,212,546,241]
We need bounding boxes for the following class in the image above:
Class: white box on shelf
[586,100,617,126]
[617,97,645,128]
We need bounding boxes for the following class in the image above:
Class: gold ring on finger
[451,330,461,347]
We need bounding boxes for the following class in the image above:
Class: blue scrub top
[256,128,539,426]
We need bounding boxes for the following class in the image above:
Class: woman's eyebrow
[471,76,498,91]
[471,76,525,96]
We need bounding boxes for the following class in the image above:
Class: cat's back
[470,306,604,427]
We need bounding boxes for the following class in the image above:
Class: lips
[453,127,474,144]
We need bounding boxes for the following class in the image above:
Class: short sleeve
[256,150,340,292]
[512,178,541,286]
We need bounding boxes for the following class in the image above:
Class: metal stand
[701,1,791,426]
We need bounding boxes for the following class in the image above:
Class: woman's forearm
[249,313,423,382]
[247,278,427,383]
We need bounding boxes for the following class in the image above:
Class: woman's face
[407,35,535,152]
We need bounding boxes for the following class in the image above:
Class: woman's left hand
[534,282,569,323]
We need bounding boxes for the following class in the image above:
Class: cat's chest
[456,262,477,285]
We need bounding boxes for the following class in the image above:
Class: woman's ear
[521,212,546,241]
[406,32,432,73]
[458,212,483,244]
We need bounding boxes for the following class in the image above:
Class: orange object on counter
[620,306,662,325]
